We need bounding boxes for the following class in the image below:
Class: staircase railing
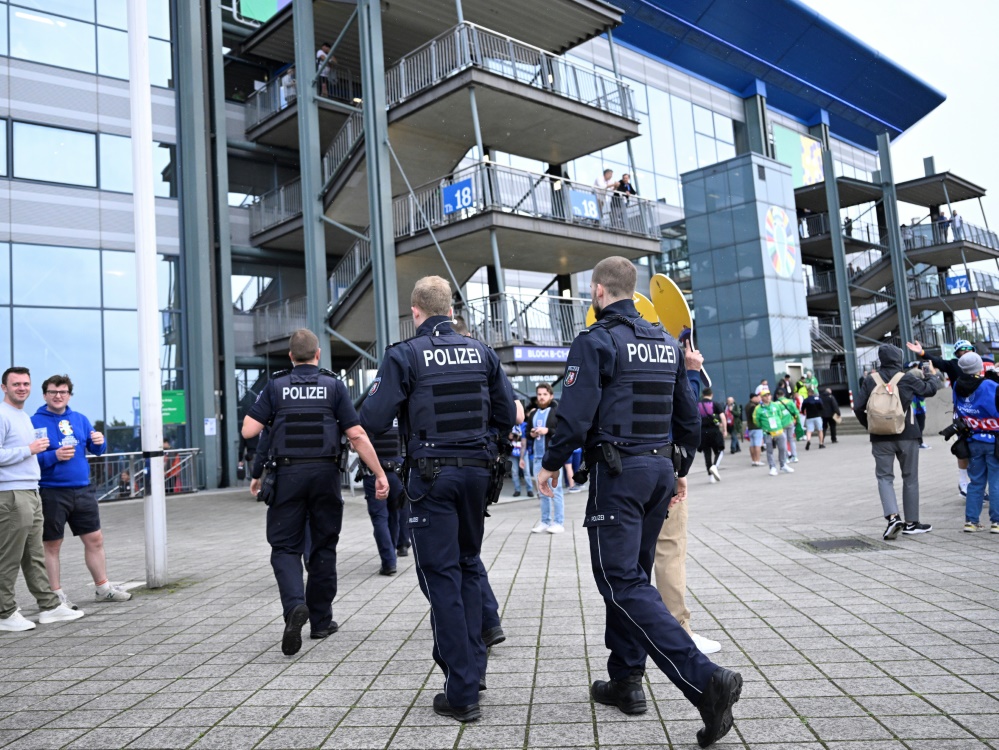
[248,178,302,235]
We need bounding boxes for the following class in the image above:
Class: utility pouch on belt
[258,463,277,506]
[417,457,439,481]
[671,444,686,477]
[574,460,589,485]
[337,435,350,473]
[600,443,624,476]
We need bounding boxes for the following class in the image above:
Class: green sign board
[161,390,187,425]
[239,0,289,23]
[772,124,824,189]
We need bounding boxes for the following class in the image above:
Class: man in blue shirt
[31,374,131,606]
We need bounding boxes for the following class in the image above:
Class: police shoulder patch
[564,365,580,387]
[368,377,382,397]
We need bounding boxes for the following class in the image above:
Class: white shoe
[780,464,795,474]
[546,523,565,534]
[714,453,724,469]
[769,467,778,476]
[708,474,717,483]
[95,584,132,602]
[691,632,721,654]
[38,603,85,624]
[708,465,721,482]
[790,456,799,463]
[531,521,549,534]
[0,609,36,632]
[752,461,764,467]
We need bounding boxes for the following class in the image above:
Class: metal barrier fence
[89,449,202,503]
[454,293,590,348]
[328,238,372,310]
[248,178,302,235]
[252,294,308,345]
[321,110,364,187]
[245,65,360,132]
[904,220,999,251]
[393,161,661,241]
[800,212,887,246]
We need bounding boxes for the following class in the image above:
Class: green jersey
[753,401,784,435]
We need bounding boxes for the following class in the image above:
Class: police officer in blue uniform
[537,258,741,749]
[242,329,389,656]
[360,276,516,722]
[361,419,406,575]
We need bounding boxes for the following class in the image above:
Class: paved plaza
[2,432,999,749]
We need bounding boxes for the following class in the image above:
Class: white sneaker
[752,461,765,467]
[708,474,717,483]
[780,464,795,474]
[0,610,36,632]
[531,521,549,534]
[690,632,721,654]
[38,603,85,624]
[546,523,565,534]
[769,467,778,476]
[708,465,721,482]
[789,456,799,463]
[95,584,132,602]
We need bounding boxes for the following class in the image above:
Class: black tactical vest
[594,316,678,444]
[402,331,491,454]
[369,418,403,459]
[268,366,341,458]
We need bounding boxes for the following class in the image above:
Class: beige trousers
[653,498,690,633]
[0,489,60,618]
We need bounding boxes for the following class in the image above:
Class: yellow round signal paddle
[650,273,693,344]
[586,291,659,328]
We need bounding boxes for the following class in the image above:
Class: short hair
[411,276,452,317]
[289,329,320,363]
[603,168,613,176]
[591,256,636,300]
[41,374,73,394]
[2,367,30,386]
[536,383,553,395]
[452,315,470,336]
[702,387,713,397]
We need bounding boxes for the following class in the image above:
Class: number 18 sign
[569,189,600,220]
[442,178,474,215]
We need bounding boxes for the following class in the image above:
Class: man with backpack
[854,344,942,540]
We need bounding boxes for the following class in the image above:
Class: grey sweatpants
[871,440,920,521]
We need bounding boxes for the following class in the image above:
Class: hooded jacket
[854,344,941,442]
[953,374,999,441]
[31,406,106,487]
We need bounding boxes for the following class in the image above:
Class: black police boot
[696,667,743,748]
[482,625,506,647]
[281,604,310,656]
[432,693,480,722]
[397,546,409,557]
[310,621,339,640]
[379,565,397,576]
[590,671,647,715]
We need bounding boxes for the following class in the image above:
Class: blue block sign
[946,274,969,293]
[513,346,570,362]
[442,178,474,215]
[569,189,600,220]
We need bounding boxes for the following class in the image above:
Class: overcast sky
[801,0,999,228]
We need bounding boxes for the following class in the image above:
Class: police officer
[537,257,742,749]
[360,276,516,723]
[242,329,388,656]
[362,419,406,576]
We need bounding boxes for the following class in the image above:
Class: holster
[258,466,277,506]
[671,444,687,477]
[600,442,624,476]
[484,457,508,507]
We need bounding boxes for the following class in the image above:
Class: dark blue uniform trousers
[408,465,490,708]
[585,455,717,705]
[477,557,501,631]
[396,498,411,550]
[266,464,342,632]
[363,471,405,568]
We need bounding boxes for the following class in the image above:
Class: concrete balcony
[322,22,640,228]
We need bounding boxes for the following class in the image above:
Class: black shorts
[40,485,101,541]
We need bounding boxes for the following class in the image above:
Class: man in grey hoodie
[854,345,942,541]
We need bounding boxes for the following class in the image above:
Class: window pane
[103,370,139,451]
[695,133,717,168]
[0,9,7,56]
[149,37,172,88]
[99,133,131,192]
[96,0,126,29]
[0,308,10,367]
[9,7,96,73]
[13,307,104,420]
[714,112,734,144]
[671,95,697,177]
[693,105,715,136]
[13,122,97,187]
[0,243,9,304]
[148,0,169,40]
[161,312,182,368]
[12,244,101,307]
[0,120,6,176]
[104,310,138,368]
[152,142,177,197]
[158,255,180,310]
[102,250,136,308]
[97,25,127,80]
[12,0,94,22]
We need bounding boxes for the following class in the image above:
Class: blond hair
[411,276,452,317]
[591,256,636,300]
[289,328,320,363]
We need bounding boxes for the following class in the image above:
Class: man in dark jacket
[820,388,840,444]
[854,344,942,541]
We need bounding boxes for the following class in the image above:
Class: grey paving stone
[527,722,596,747]
[321,725,395,749]
[806,716,894,741]
[64,726,149,748]
[256,727,331,749]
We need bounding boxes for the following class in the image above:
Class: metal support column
[175,0,220,486]
[208,0,237,485]
[605,30,639,192]
[741,81,769,157]
[823,148,860,397]
[358,0,399,356]
[877,132,914,347]
[293,0,331,368]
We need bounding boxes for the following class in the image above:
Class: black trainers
[379,565,397,576]
[432,693,480,722]
[397,546,409,557]
[883,516,904,541]
[805,440,810,451]
[696,667,743,748]
[513,491,521,497]
[281,604,310,656]
[310,621,339,640]
[902,521,932,535]
[527,490,534,497]
[482,625,506,647]
[590,672,646,715]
